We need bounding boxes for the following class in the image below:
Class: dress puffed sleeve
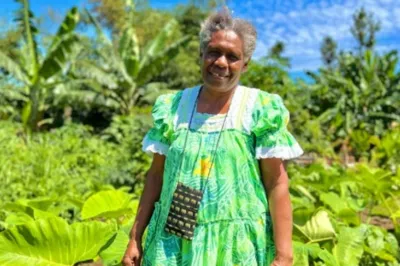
[251,91,303,160]
[142,92,181,155]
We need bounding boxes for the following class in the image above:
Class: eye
[228,54,239,61]
[208,50,220,57]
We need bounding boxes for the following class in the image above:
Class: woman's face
[200,30,248,92]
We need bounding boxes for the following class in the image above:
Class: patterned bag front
[164,182,203,240]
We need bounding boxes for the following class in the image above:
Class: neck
[201,84,238,102]
[196,84,238,115]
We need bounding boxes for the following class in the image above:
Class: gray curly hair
[199,8,257,62]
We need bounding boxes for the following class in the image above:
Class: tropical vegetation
[0,1,399,265]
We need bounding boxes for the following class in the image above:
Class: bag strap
[175,86,233,192]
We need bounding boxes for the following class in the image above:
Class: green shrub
[0,120,146,204]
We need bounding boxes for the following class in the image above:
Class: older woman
[123,9,303,266]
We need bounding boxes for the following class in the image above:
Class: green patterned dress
[142,85,303,265]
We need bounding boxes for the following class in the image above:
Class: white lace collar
[173,85,258,134]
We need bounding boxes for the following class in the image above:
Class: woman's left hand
[270,255,293,266]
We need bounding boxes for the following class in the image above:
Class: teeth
[211,72,226,78]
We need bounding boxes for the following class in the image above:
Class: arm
[259,158,293,266]
[130,153,165,241]
[123,153,165,266]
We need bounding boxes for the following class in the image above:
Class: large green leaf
[138,20,177,71]
[17,197,55,210]
[332,225,367,266]
[350,164,393,196]
[38,7,80,80]
[318,193,344,211]
[119,27,140,78]
[294,210,336,243]
[0,217,116,266]
[319,192,359,225]
[99,230,130,266]
[364,225,398,262]
[14,0,39,78]
[0,82,27,102]
[49,7,80,52]
[371,196,400,217]
[136,35,190,85]
[293,241,338,266]
[293,241,319,266]
[3,202,56,220]
[292,204,316,227]
[3,213,34,229]
[39,34,80,80]
[292,184,316,203]
[0,51,29,84]
[74,60,118,89]
[316,250,338,266]
[81,190,135,220]
[84,8,111,45]
[2,197,62,222]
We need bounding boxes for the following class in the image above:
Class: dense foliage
[0,0,399,265]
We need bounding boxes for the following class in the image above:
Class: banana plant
[0,0,80,131]
[307,49,400,153]
[67,4,190,115]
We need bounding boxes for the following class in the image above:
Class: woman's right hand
[122,239,143,266]
[122,154,165,265]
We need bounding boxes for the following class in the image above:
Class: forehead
[207,30,244,54]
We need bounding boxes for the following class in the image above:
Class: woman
[123,9,303,266]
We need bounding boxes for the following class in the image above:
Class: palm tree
[0,0,80,131]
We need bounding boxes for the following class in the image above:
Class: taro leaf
[332,225,367,266]
[3,202,57,220]
[294,210,336,243]
[99,230,130,266]
[0,217,116,266]
[371,197,400,217]
[81,190,134,220]
[3,212,34,228]
[292,204,316,229]
[293,241,338,266]
[317,250,338,266]
[320,192,349,214]
[320,192,360,225]
[17,197,55,211]
[293,241,319,266]
[364,225,398,262]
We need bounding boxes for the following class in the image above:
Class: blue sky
[1,0,399,74]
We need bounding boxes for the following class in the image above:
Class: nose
[214,55,228,68]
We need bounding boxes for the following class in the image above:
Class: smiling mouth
[209,71,229,79]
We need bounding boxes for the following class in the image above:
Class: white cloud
[394,8,400,25]
[253,40,269,59]
[233,0,400,71]
[291,56,322,71]
[376,44,400,53]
